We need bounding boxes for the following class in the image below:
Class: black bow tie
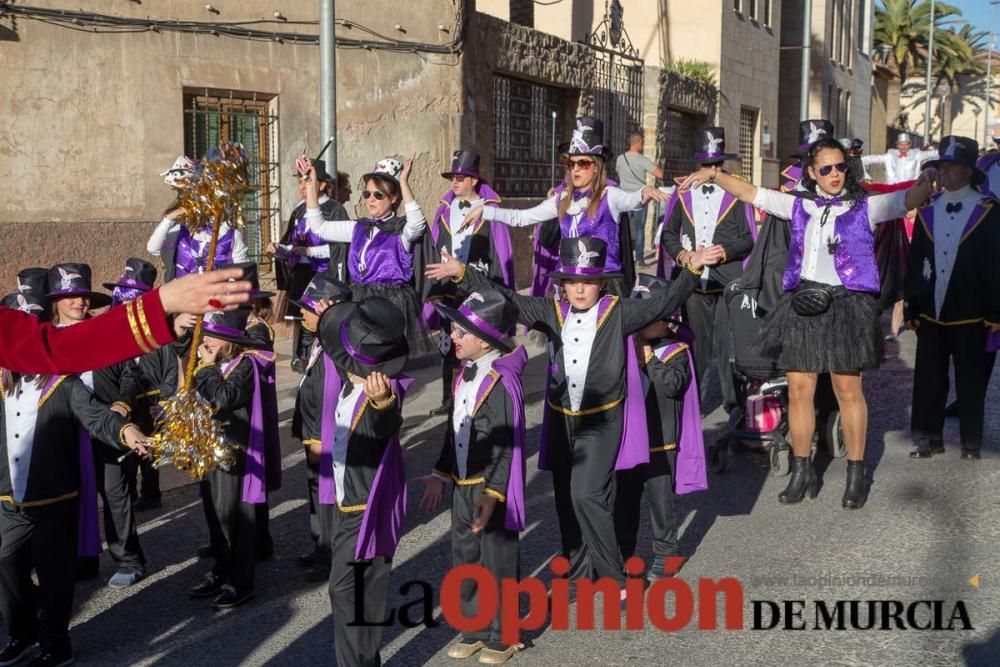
[458,200,472,210]
[701,185,716,195]
[462,364,477,382]
[946,202,963,214]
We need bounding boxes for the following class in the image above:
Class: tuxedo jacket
[642,342,691,452]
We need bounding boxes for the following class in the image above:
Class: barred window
[739,107,758,182]
[492,75,565,198]
[183,89,281,265]
[661,109,699,180]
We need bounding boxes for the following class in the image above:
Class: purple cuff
[457,305,505,342]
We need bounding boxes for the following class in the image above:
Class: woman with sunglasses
[301,154,431,352]
[680,136,935,510]
[458,117,669,295]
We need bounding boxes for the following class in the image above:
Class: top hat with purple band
[46,263,112,309]
[2,292,48,319]
[546,236,623,281]
[318,296,409,378]
[214,262,275,300]
[557,117,613,161]
[694,127,737,164]
[921,135,986,186]
[441,149,484,181]
[201,306,260,347]
[793,119,835,157]
[103,257,158,292]
[290,275,353,315]
[435,290,515,353]
[15,267,49,298]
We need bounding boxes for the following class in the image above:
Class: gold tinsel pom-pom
[150,392,237,480]
[174,142,252,234]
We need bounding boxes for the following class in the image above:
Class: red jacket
[0,290,174,374]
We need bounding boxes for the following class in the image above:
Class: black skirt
[759,280,882,373]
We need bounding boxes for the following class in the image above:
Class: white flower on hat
[943,137,959,158]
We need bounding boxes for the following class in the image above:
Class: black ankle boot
[778,456,818,504]
[842,460,868,509]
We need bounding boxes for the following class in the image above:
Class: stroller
[708,276,847,477]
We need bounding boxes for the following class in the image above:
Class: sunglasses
[817,162,849,177]
[450,174,470,182]
[452,325,472,338]
[361,190,387,200]
[565,158,596,171]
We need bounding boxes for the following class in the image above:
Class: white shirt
[691,184,726,287]
[561,303,600,412]
[305,200,427,252]
[862,148,938,184]
[451,350,501,479]
[449,197,485,264]
[482,186,643,235]
[4,378,42,503]
[931,186,983,318]
[146,218,249,265]
[333,380,367,506]
[753,188,910,286]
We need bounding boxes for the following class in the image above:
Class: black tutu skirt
[351,282,434,355]
[759,280,882,373]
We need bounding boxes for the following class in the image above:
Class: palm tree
[874,0,961,84]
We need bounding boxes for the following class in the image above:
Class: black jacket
[642,342,691,451]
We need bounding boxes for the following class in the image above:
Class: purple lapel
[616,336,651,470]
[224,351,279,504]
[318,353,342,505]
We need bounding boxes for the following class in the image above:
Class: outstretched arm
[680,166,759,205]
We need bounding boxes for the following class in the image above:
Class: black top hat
[435,290,515,353]
[2,292,48,319]
[558,117,613,161]
[293,158,333,183]
[441,149,483,180]
[290,275,353,315]
[546,236,623,281]
[921,135,986,186]
[694,127,738,164]
[103,257,158,292]
[201,306,260,348]
[15,267,48,298]
[214,262,275,300]
[794,119,835,157]
[46,263,111,309]
[318,297,410,378]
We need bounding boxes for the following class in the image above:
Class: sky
[943,0,992,35]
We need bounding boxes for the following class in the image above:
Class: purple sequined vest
[782,197,880,293]
[291,214,330,273]
[175,226,235,277]
[560,191,621,272]
[348,219,413,285]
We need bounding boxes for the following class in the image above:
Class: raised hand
[457,206,484,232]
[400,154,416,183]
[688,244,726,270]
[365,371,392,404]
[678,167,716,192]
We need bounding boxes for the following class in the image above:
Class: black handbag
[791,286,834,316]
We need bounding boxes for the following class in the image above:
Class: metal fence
[493,76,566,197]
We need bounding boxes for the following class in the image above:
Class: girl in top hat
[186,307,277,609]
[680,136,936,509]
[288,276,353,583]
[418,290,527,664]
[0,290,151,667]
[148,155,249,282]
[455,117,670,297]
[314,297,413,667]
[427,237,721,593]
[301,155,432,353]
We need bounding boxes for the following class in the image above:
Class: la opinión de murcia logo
[346,558,975,644]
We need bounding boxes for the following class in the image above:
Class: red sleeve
[0,290,175,375]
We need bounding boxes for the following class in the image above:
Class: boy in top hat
[288,275,353,583]
[862,132,939,185]
[417,291,527,664]
[613,275,706,581]
[906,136,1000,461]
[661,126,757,412]
[270,157,351,373]
[315,297,413,667]
[424,149,515,417]
[0,290,151,667]
[427,237,721,593]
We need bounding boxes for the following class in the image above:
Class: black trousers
[306,460,335,552]
[328,509,391,667]
[438,320,459,406]
[94,443,145,570]
[450,483,519,647]
[911,322,995,450]
[613,449,679,576]
[0,499,77,654]
[683,290,737,411]
[137,455,161,499]
[204,453,257,592]
[549,405,626,586]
